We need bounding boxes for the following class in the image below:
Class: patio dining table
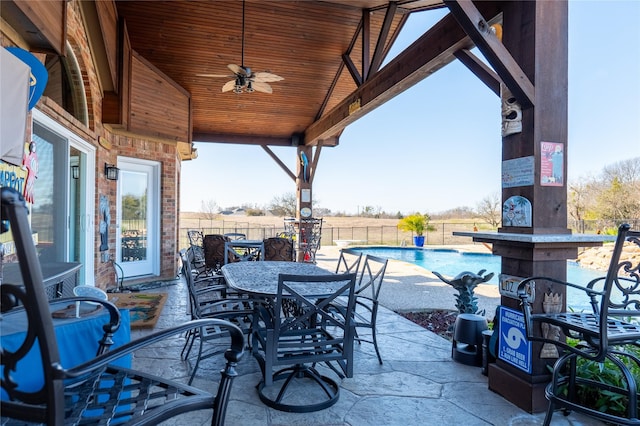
[221,261,335,297]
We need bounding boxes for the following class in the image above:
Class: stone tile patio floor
[130,247,603,425]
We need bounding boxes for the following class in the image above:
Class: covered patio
[131,246,601,425]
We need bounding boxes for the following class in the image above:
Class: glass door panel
[116,159,159,278]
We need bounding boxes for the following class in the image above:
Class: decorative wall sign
[498,306,532,373]
[300,207,312,218]
[499,274,535,301]
[540,142,564,186]
[502,156,534,188]
[502,195,532,227]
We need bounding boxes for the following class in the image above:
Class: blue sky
[181,1,640,215]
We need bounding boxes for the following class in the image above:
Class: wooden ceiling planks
[115,0,445,145]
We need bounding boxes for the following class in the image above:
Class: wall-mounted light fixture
[71,165,79,179]
[105,163,119,181]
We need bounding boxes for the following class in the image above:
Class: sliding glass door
[32,110,96,285]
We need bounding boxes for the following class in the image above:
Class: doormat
[109,293,168,328]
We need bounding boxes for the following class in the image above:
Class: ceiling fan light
[246,81,254,93]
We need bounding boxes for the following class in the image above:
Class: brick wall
[2,0,182,288]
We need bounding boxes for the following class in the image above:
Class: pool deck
[323,244,504,317]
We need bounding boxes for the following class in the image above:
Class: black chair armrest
[63,296,122,354]
[64,319,244,379]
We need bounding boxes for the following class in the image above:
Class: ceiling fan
[197,0,283,94]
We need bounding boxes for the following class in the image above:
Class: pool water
[353,246,604,311]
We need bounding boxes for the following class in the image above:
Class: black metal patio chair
[518,223,640,426]
[180,250,255,384]
[329,253,388,364]
[0,187,244,426]
[251,273,357,412]
[187,229,211,279]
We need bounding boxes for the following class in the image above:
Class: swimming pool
[353,246,604,310]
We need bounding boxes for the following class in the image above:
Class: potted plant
[397,213,434,247]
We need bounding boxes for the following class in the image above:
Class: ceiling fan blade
[251,81,273,94]
[221,80,237,92]
[197,73,234,78]
[228,64,248,76]
[252,72,284,83]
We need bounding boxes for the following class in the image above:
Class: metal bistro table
[221,261,334,296]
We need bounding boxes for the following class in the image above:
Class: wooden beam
[193,132,293,147]
[362,9,370,83]
[444,0,534,107]
[261,145,296,182]
[308,143,322,185]
[316,19,362,120]
[368,1,398,79]
[343,53,362,87]
[453,48,501,96]
[304,2,501,145]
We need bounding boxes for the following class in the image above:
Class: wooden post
[296,146,313,262]
[485,1,570,412]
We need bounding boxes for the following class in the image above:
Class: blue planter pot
[413,236,425,247]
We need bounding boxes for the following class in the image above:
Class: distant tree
[200,199,219,219]
[569,157,640,223]
[597,158,640,220]
[432,206,475,220]
[476,193,501,228]
[314,207,332,216]
[245,208,265,216]
[596,176,640,221]
[268,192,297,217]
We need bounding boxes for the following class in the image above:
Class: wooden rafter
[368,1,398,80]
[453,48,501,96]
[362,9,370,84]
[304,2,502,145]
[444,0,534,107]
[261,145,296,182]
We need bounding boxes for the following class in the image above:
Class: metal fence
[178,217,639,251]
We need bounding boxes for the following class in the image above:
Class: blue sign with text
[498,306,531,373]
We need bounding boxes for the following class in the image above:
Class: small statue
[433,269,494,315]
[541,292,563,358]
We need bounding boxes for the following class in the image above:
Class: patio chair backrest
[335,248,363,274]
[595,224,640,336]
[203,234,230,271]
[263,237,295,261]
[273,273,357,371]
[356,254,388,300]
